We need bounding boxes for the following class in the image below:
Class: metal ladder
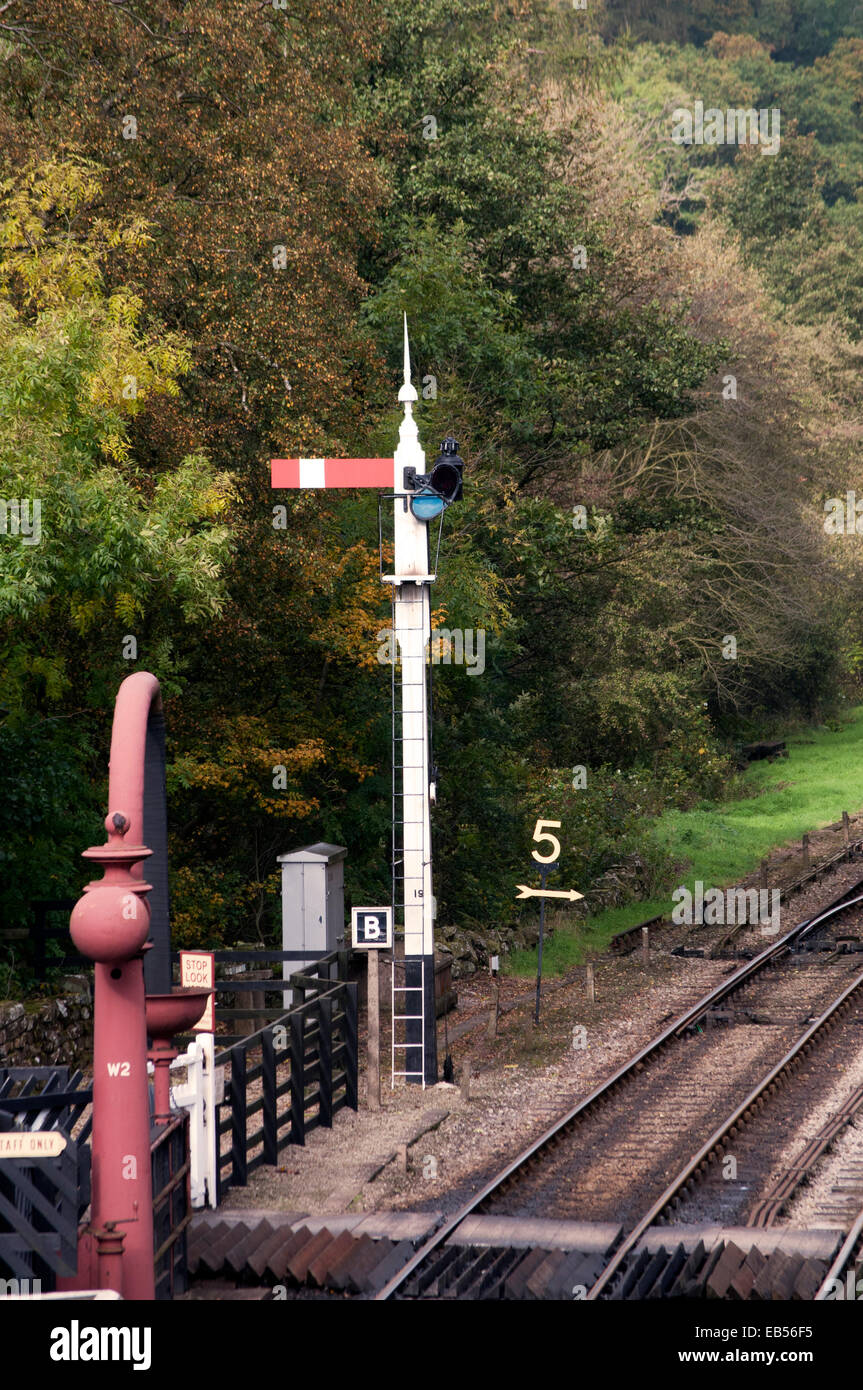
[390,957,426,1088]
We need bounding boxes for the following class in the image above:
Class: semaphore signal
[270,315,460,1085]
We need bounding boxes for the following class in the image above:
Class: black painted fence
[0,1067,91,1288]
[0,1067,190,1299]
[170,945,351,1045]
[214,950,358,1201]
[151,1113,190,1300]
[12,900,82,983]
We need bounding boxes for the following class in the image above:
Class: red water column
[70,811,156,1299]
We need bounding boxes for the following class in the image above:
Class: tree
[0,1,387,470]
[0,156,235,930]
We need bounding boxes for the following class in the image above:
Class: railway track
[815,1204,863,1300]
[376,876,863,1300]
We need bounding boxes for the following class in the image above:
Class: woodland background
[2,0,863,967]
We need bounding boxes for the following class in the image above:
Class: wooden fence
[0,1067,190,1299]
[0,1067,91,1287]
[170,945,348,1045]
[214,951,358,1200]
[151,1113,191,1300]
[2,900,83,984]
[23,908,356,1039]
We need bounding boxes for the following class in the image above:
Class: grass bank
[506,708,863,978]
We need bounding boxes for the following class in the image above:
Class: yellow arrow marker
[515,885,583,902]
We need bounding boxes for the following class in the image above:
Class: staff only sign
[351,907,393,949]
[0,1131,67,1159]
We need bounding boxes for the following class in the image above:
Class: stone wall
[0,994,93,1072]
[437,920,542,978]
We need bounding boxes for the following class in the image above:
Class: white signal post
[271,316,439,1085]
[387,318,437,1085]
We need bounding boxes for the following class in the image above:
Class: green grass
[506,708,863,978]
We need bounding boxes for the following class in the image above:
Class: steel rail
[587,963,863,1298]
[375,879,863,1300]
[747,1083,863,1228]
[814,1206,863,1300]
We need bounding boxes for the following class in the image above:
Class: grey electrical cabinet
[278,843,347,992]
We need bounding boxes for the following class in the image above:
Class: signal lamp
[410,488,446,521]
[408,435,464,522]
[429,436,463,503]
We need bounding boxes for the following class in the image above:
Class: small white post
[170,1031,218,1208]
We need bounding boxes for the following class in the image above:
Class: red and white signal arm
[351,907,393,950]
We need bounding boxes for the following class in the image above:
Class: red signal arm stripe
[270,458,394,489]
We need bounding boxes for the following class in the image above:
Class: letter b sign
[351,907,393,949]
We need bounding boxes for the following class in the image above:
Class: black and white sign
[351,906,392,949]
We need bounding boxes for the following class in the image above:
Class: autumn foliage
[1,1,862,958]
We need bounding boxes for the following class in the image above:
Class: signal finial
[398,312,418,406]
